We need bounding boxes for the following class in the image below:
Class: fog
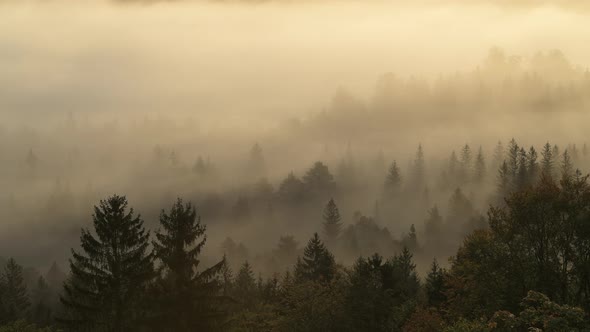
[1,0,590,278]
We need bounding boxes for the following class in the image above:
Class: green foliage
[322,198,342,243]
[294,233,335,283]
[0,258,30,324]
[150,198,225,331]
[59,195,154,331]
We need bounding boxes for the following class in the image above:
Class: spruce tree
[516,147,528,189]
[424,206,443,245]
[294,233,335,282]
[507,138,520,179]
[541,142,553,178]
[497,160,511,197]
[527,146,539,185]
[474,146,486,183]
[234,261,257,306]
[425,259,446,307]
[322,198,343,243]
[383,161,402,199]
[492,140,504,169]
[411,144,426,190]
[460,144,472,181]
[0,258,30,323]
[60,195,154,332]
[561,149,574,182]
[151,198,225,331]
[31,276,53,327]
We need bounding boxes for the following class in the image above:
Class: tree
[151,198,225,331]
[31,276,53,327]
[527,146,539,185]
[507,138,519,179]
[234,261,257,306]
[322,198,343,243]
[460,144,472,181]
[277,172,305,205]
[492,140,504,170]
[384,161,402,199]
[474,146,486,184]
[561,149,574,182]
[294,233,336,282]
[60,195,154,331]
[410,144,426,190]
[541,142,554,179]
[0,258,30,324]
[403,225,418,251]
[497,160,511,199]
[424,206,444,248]
[516,147,528,189]
[247,143,266,177]
[425,259,447,307]
[302,162,336,198]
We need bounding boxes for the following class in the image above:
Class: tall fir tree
[294,233,336,282]
[460,144,473,181]
[561,149,574,182]
[541,142,554,179]
[527,146,539,185]
[60,195,154,332]
[384,161,402,199]
[411,144,426,190]
[425,259,447,307]
[322,198,343,243]
[0,258,30,324]
[31,276,53,327]
[507,138,520,179]
[233,261,257,306]
[474,146,486,184]
[151,198,225,331]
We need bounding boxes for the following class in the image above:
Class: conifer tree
[384,161,402,199]
[460,144,472,181]
[151,198,225,331]
[449,151,459,182]
[303,161,336,197]
[234,261,257,305]
[516,147,528,189]
[31,276,53,327]
[561,149,574,182]
[322,198,343,243]
[0,258,30,323]
[507,138,519,178]
[60,195,154,332]
[294,233,335,282]
[541,142,554,178]
[412,144,426,189]
[248,143,266,177]
[497,160,511,200]
[474,146,486,183]
[424,206,443,245]
[527,146,539,185]
[492,140,504,170]
[425,259,446,307]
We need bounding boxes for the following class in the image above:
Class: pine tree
[391,248,420,301]
[527,146,539,185]
[403,224,418,251]
[383,161,402,199]
[0,258,30,323]
[497,160,511,197]
[248,143,266,177]
[425,259,446,307]
[507,138,519,178]
[516,147,528,189]
[541,142,553,179]
[492,140,504,170]
[234,261,257,305]
[474,146,486,183]
[322,198,343,243]
[561,149,574,182]
[31,276,53,327]
[294,233,335,282]
[60,195,154,331]
[303,161,336,196]
[411,144,426,190]
[460,144,472,181]
[424,206,443,245]
[151,198,225,331]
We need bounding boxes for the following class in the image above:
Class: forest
[3,0,590,331]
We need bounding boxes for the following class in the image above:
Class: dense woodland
[1,49,590,331]
[3,136,590,331]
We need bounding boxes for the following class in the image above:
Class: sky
[1,0,590,127]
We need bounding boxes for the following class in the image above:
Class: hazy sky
[1,0,590,126]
